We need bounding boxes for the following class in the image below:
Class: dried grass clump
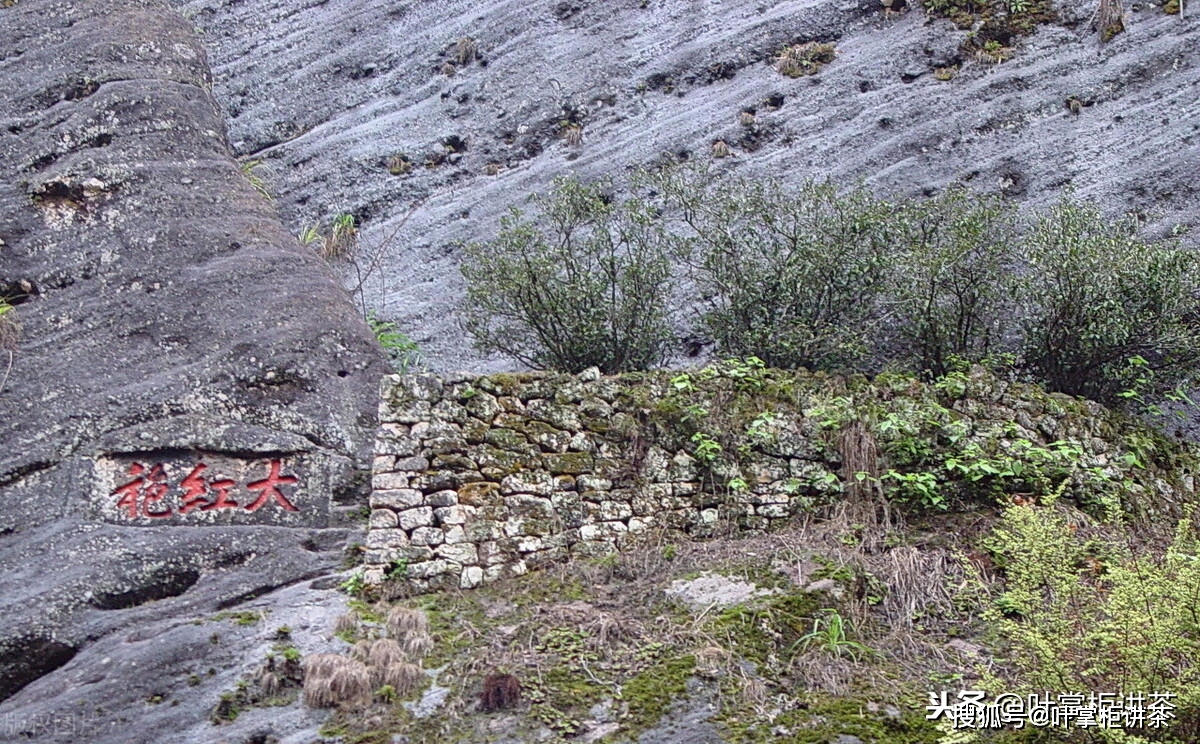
[387,155,413,176]
[334,613,359,636]
[401,631,435,660]
[386,606,428,638]
[0,302,18,351]
[775,42,836,77]
[366,639,408,669]
[479,673,521,712]
[254,663,281,697]
[375,661,424,693]
[1098,0,1125,40]
[561,123,583,147]
[318,214,358,260]
[455,36,478,65]
[302,654,371,708]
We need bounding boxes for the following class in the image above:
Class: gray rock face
[0,0,385,740]
[170,0,1199,372]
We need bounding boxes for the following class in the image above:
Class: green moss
[544,451,594,474]
[707,593,819,665]
[724,693,944,743]
[210,610,263,626]
[620,654,697,733]
[348,599,384,624]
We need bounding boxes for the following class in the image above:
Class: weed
[792,610,874,661]
[239,159,271,200]
[367,311,422,373]
[775,42,836,77]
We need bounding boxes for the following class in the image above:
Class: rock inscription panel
[93,451,328,526]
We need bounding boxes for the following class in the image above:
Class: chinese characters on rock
[111,459,299,519]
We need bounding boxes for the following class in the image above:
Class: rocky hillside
[172,0,1199,370]
[0,0,385,741]
[0,0,1197,742]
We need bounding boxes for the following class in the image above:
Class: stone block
[397,506,435,530]
[371,488,424,510]
[373,472,411,490]
[458,481,501,506]
[501,472,556,496]
[436,542,479,564]
[410,526,445,546]
[406,559,452,579]
[460,566,485,589]
[369,509,399,529]
[394,456,430,472]
[366,528,410,549]
[428,490,459,507]
[435,504,475,525]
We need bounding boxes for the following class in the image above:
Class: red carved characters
[178,463,240,514]
[112,463,172,519]
[244,460,300,512]
[109,458,300,520]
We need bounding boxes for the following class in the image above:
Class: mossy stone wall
[366,366,1196,594]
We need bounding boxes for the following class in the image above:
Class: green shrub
[367,310,422,373]
[460,176,674,373]
[888,188,1019,377]
[659,170,893,371]
[982,504,1200,741]
[1017,197,1200,404]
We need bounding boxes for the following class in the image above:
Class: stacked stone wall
[363,369,834,592]
[365,366,1199,594]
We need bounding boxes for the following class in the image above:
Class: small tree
[888,188,1019,377]
[660,170,893,371]
[460,177,674,373]
[1017,197,1200,404]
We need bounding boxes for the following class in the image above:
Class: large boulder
[0,0,386,739]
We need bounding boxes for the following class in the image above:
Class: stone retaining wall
[362,369,836,592]
[363,365,1197,594]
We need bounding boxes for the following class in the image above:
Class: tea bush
[460,171,1200,409]
[656,169,893,371]
[1018,198,1200,404]
[459,176,674,373]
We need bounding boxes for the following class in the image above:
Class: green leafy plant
[657,169,894,371]
[340,571,367,597]
[791,610,874,661]
[460,176,675,373]
[1017,197,1200,404]
[367,310,422,373]
[881,469,945,510]
[888,188,1019,377]
[1119,355,1200,419]
[691,432,723,464]
[385,559,409,581]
